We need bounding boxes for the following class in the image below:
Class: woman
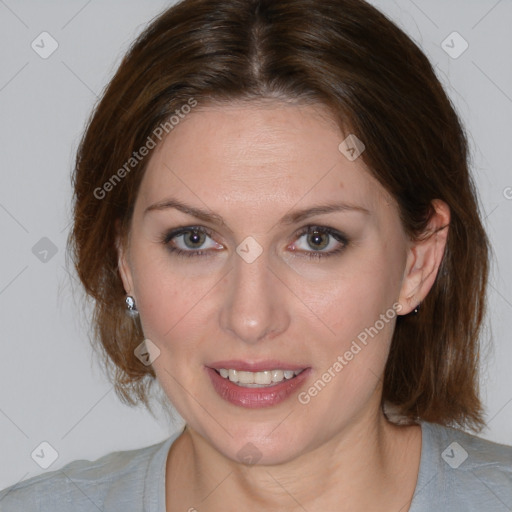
[1,0,511,510]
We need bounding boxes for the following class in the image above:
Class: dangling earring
[125,295,139,318]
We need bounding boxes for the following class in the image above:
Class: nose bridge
[219,246,289,344]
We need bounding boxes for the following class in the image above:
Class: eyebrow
[144,198,370,225]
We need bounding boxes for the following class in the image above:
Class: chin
[209,422,310,467]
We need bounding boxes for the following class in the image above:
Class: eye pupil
[308,230,329,250]
[184,230,205,248]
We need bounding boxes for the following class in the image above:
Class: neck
[166,404,422,511]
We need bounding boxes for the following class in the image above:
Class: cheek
[129,250,210,346]
[308,243,403,367]
[129,226,404,371]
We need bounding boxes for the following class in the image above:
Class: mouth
[212,368,306,388]
[205,362,311,408]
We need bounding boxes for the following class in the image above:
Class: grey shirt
[1,420,511,511]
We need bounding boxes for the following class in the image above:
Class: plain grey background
[0,0,511,490]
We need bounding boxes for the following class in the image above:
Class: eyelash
[160,225,349,260]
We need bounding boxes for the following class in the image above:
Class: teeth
[271,370,284,382]
[216,368,304,387]
[254,371,272,385]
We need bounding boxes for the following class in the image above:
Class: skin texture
[118,101,450,511]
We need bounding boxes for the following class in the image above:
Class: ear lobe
[398,199,450,315]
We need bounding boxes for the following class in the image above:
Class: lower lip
[205,366,311,408]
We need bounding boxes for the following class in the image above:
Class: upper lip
[207,360,310,372]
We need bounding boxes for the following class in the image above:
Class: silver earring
[413,303,420,315]
[125,295,138,317]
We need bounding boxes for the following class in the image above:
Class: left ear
[397,199,450,315]
[115,218,135,297]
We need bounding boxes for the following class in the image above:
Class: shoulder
[411,421,512,511]
[425,421,512,466]
[0,435,176,512]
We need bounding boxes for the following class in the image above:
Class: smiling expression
[118,100,415,464]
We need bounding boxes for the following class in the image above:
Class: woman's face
[119,101,415,464]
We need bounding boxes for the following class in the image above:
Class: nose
[219,249,290,345]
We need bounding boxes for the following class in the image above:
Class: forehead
[135,101,394,222]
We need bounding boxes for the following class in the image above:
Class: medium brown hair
[68,0,489,431]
